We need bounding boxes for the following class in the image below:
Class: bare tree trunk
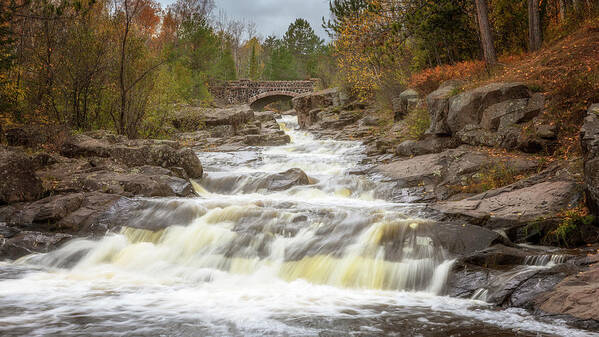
[559,0,567,22]
[475,0,497,65]
[118,0,131,136]
[528,0,543,52]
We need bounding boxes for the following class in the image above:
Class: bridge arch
[248,91,300,111]
[209,79,319,108]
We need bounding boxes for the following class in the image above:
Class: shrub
[547,208,596,247]
[409,60,489,94]
[401,108,430,141]
[453,162,524,194]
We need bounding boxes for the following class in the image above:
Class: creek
[0,116,594,336]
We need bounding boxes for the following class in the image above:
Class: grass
[451,162,525,194]
[400,108,430,141]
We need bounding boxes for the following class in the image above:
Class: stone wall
[211,79,320,105]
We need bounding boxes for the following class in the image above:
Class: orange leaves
[409,60,488,94]
[135,0,161,37]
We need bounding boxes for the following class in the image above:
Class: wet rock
[432,223,504,255]
[40,166,194,198]
[0,192,122,232]
[259,168,311,191]
[0,147,44,204]
[462,244,530,267]
[396,135,459,157]
[254,110,277,123]
[244,133,290,146]
[581,104,599,217]
[61,134,203,178]
[0,230,73,261]
[200,105,254,128]
[292,88,348,128]
[447,246,580,306]
[104,198,207,232]
[447,83,530,134]
[433,180,581,230]
[536,261,599,322]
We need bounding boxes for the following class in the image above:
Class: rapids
[0,115,595,336]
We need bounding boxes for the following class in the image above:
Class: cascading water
[0,115,595,336]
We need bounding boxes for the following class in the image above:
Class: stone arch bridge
[210,79,320,110]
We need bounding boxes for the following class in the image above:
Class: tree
[475,0,497,64]
[263,38,298,80]
[283,19,323,57]
[323,0,370,36]
[528,0,542,51]
[283,18,323,78]
[112,0,164,137]
[403,0,479,68]
[0,0,18,115]
[248,38,260,80]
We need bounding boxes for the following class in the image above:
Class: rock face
[446,83,531,134]
[393,89,421,121]
[0,147,44,204]
[292,88,347,128]
[581,104,599,217]
[422,82,548,152]
[426,81,461,135]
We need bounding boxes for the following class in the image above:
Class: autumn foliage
[408,60,489,94]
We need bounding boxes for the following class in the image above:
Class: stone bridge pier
[210,79,320,110]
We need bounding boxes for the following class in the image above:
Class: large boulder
[396,135,459,157]
[581,104,599,217]
[374,146,539,202]
[201,168,311,194]
[535,257,599,325]
[433,180,580,230]
[393,88,421,121]
[0,147,44,204]
[259,168,311,191]
[425,81,461,135]
[0,192,121,233]
[202,105,254,127]
[447,82,531,134]
[0,229,73,261]
[61,133,203,178]
[292,88,348,128]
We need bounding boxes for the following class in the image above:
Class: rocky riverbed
[1,84,598,335]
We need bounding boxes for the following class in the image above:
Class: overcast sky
[159,0,331,41]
